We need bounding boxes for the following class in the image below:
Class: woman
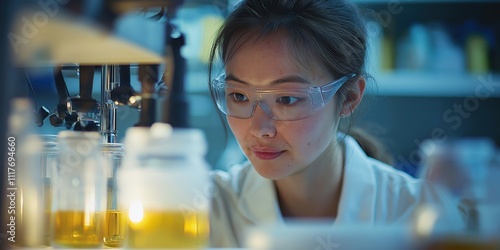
[207,0,464,247]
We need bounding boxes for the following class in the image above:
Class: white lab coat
[209,135,464,248]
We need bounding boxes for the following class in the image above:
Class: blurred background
[4,0,500,174]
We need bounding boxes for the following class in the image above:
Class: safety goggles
[211,73,356,121]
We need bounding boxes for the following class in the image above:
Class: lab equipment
[7,98,45,247]
[118,123,211,248]
[417,138,498,249]
[51,131,107,248]
[102,143,126,247]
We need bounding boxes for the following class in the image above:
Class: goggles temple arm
[320,73,357,100]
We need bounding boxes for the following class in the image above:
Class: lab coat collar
[335,135,377,225]
[238,135,377,225]
[237,164,280,225]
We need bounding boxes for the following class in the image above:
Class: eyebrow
[225,74,311,86]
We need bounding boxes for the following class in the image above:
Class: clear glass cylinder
[51,131,107,248]
[39,135,58,246]
[480,149,500,244]
[417,138,497,248]
[12,134,44,247]
[118,125,211,249]
[7,99,45,247]
[101,143,126,247]
[420,138,495,203]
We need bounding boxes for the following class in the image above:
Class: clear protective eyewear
[211,73,356,121]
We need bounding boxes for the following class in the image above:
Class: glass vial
[102,143,126,247]
[39,135,58,246]
[7,98,45,247]
[51,131,106,248]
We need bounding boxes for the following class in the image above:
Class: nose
[249,103,276,138]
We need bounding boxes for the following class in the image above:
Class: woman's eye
[228,92,248,102]
[277,96,300,105]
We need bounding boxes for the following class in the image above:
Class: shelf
[365,71,500,97]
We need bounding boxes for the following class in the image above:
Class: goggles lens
[211,73,356,121]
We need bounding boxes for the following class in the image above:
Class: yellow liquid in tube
[104,210,127,247]
[127,210,210,249]
[52,210,104,248]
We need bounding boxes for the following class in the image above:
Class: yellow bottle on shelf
[466,34,489,74]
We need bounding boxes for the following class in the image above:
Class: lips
[250,147,284,160]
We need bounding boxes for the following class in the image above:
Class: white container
[118,123,211,249]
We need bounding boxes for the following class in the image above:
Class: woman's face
[224,33,341,180]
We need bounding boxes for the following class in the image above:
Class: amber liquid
[127,210,209,249]
[103,210,127,247]
[52,210,104,248]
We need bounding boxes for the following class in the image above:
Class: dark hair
[209,0,367,104]
[349,127,394,166]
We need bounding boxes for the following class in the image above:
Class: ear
[340,76,366,117]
